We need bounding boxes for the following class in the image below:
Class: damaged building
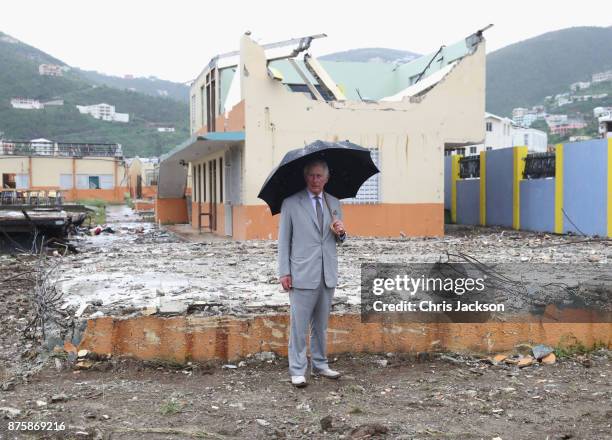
[156,30,487,239]
[0,139,128,203]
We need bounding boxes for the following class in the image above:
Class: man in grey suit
[278,159,346,387]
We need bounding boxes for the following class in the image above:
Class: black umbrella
[258,140,380,215]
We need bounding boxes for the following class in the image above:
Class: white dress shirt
[306,189,324,215]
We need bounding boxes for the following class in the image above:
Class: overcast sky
[1,1,610,83]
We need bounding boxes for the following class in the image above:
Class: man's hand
[331,219,345,236]
[280,275,292,291]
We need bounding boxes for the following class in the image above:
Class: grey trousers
[288,272,334,376]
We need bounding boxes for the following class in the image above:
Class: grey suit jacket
[278,189,346,289]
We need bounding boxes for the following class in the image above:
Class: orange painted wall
[343,203,444,237]
[28,186,128,203]
[226,100,245,132]
[197,100,245,134]
[230,203,442,240]
[78,313,612,363]
[232,204,279,240]
[155,198,188,224]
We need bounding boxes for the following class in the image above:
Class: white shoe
[312,368,341,379]
[291,375,307,387]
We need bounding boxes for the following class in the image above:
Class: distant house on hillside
[592,70,612,83]
[10,98,43,109]
[570,81,590,91]
[76,103,129,123]
[512,106,546,127]
[38,64,64,76]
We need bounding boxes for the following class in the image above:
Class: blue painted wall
[563,139,608,236]
[456,179,480,225]
[486,148,514,228]
[520,178,555,232]
[444,156,452,210]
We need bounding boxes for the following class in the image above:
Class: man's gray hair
[303,159,330,178]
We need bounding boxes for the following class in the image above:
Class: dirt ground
[1,206,611,439]
[0,350,610,439]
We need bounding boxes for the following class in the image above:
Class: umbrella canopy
[258,140,380,215]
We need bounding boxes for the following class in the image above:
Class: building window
[60,174,73,189]
[88,176,100,189]
[486,122,492,132]
[486,146,492,151]
[15,174,29,189]
[524,134,529,146]
[2,173,16,189]
[344,149,380,204]
[76,174,113,190]
[456,148,466,156]
[469,147,477,154]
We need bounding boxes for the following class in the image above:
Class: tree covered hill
[486,26,612,116]
[0,31,189,157]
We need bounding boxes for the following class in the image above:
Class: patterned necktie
[315,196,323,234]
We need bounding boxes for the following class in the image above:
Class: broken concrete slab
[518,355,535,368]
[532,344,554,360]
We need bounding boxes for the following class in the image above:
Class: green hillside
[77,69,189,103]
[486,26,612,116]
[0,31,189,157]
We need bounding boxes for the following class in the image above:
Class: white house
[592,70,612,83]
[10,98,43,109]
[598,110,612,138]
[593,107,612,118]
[449,113,547,156]
[38,64,63,76]
[570,81,590,91]
[76,103,129,123]
[511,106,546,127]
[512,127,548,152]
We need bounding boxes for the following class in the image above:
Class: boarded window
[60,174,73,189]
[343,149,380,204]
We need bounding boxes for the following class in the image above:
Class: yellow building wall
[0,157,30,175]
[30,158,72,186]
[0,156,128,202]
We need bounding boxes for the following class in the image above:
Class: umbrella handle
[323,192,338,230]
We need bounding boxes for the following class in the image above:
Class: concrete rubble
[54,206,610,320]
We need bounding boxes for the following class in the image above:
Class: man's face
[305,164,329,195]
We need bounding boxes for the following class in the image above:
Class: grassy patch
[553,338,607,358]
[76,199,107,225]
[159,399,183,415]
